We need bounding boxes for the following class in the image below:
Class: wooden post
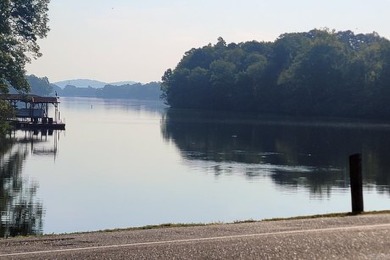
[349,153,364,213]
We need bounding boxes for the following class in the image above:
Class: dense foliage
[161,30,390,118]
[0,0,50,136]
[25,75,53,96]
[0,0,50,93]
[0,101,12,137]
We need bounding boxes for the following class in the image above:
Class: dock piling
[349,153,364,214]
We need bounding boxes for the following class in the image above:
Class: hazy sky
[26,0,390,84]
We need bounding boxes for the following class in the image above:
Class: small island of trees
[161,29,390,118]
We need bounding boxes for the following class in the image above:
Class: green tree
[277,32,350,115]
[0,0,49,136]
[26,74,53,96]
[176,45,215,71]
[209,59,236,108]
[0,0,50,93]
[162,30,390,118]
[0,101,13,137]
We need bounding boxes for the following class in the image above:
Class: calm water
[1,97,389,236]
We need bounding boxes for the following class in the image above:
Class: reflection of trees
[162,109,390,195]
[61,97,167,115]
[0,135,44,237]
[101,99,166,114]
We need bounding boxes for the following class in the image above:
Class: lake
[0,97,389,236]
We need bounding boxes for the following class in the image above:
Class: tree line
[6,75,162,100]
[59,82,162,100]
[161,29,390,118]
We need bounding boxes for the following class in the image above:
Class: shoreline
[1,211,389,259]
[7,210,389,239]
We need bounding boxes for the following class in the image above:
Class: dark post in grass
[349,153,364,213]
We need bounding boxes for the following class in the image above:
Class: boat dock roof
[0,94,59,104]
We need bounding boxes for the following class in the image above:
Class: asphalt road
[0,213,389,259]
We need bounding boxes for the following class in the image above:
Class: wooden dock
[0,94,66,130]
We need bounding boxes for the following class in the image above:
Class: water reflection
[61,97,166,115]
[0,130,59,237]
[161,109,390,196]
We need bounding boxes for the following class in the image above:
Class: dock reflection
[0,130,61,237]
[9,129,60,158]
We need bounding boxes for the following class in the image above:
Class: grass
[96,210,390,233]
[263,210,390,222]
[3,210,390,238]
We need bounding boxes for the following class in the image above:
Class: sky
[26,0,390,84]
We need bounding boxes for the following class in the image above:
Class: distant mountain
[53,79,137,89]
[53,79,107,88]
[108,81,137,86]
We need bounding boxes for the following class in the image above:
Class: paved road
[0,213,389,259]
